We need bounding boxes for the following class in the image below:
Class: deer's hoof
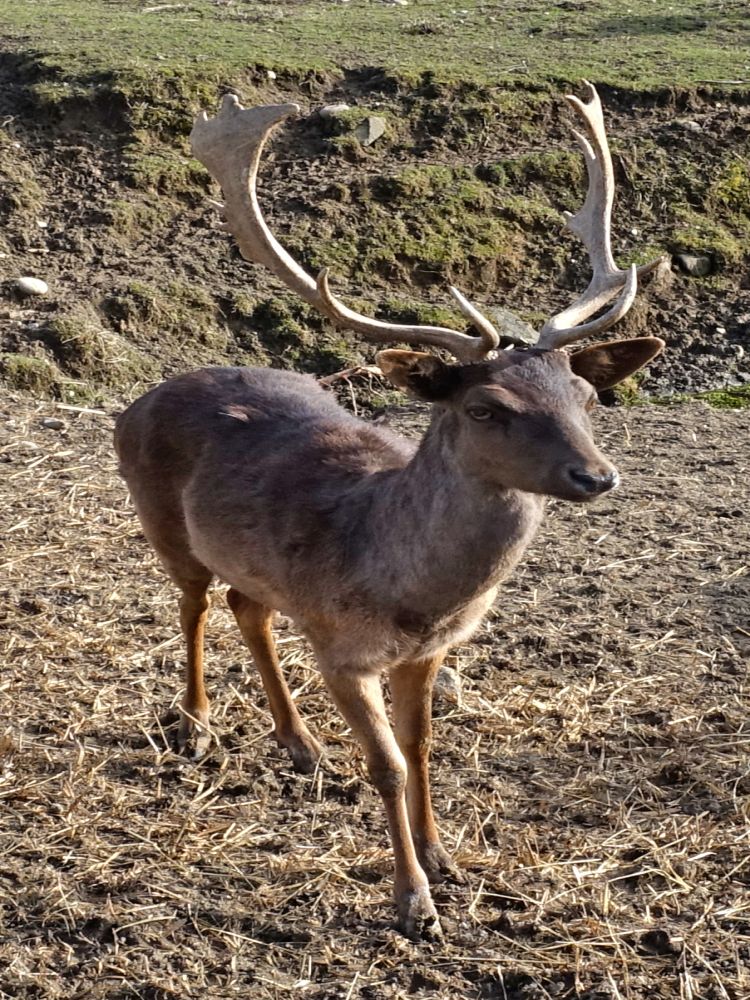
[417,842,464,885]
[276,728,323,774]
[398,886,442,941]
[177,707,211,760]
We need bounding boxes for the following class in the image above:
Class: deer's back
[116,366,410,477]
[115,367,415,625]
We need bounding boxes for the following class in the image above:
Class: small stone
[319,103,351,118]
[488,305,538,346]
[354,115,387,147]
[674,253,713,278]
[266,69,277,80]
[15,276,49,297]
[41,417,66,431]
[433,665,461,704]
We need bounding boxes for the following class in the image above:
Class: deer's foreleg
[389,655,458,884]
[323,668,440,939]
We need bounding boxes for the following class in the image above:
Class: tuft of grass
[124,147,206,197]
[46,303,159,391]
[105,195,176,244]
[672,207,747,266]
[381,297,465,331]
[0,132,45,224]
[299,163,529,289]
[0,352,64,395]
[249,295,360,373]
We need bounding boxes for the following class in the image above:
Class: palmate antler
[191,87,662,361]
[190,94,500,363]
[536,82,664,350]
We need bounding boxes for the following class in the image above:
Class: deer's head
[376,339,661,501]
[191,84,665,502]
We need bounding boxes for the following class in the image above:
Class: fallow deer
[115,84,665,938]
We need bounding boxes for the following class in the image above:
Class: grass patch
[248,295,362,373]
[105,195,176,244]
[2,1,749,93]
[295,163,529,289]
[672,207,747,266]
[675,384,750,409]
[0,132,44,225]
[104,279,225,350]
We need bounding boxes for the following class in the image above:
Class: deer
[114,83,665,938]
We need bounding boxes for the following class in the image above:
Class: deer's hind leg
[227,589,322,774]
[126,487,214,757]
[175,571,213,757]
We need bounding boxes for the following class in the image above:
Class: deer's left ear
[376,349,462,401]
[569,337,665,391]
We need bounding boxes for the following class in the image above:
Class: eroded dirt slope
[1,51,749,405]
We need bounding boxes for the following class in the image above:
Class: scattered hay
[1,391,748,998]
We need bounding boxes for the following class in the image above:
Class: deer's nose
[567,467,620,495]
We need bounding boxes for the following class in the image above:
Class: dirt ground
[1,388,748,999]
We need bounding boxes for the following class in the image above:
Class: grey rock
[674,253,714,278]
[488,305,538,346]
[15,276,49,297]
[433,665,461,704]
[354,116,387,147]
[41,417,66,431]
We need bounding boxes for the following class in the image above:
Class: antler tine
[537,82,663,351]
[190,94,501,362]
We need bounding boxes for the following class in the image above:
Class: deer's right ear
[376,350,461,401]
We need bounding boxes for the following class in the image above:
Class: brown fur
[114,337,663,937]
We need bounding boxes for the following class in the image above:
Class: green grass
[2,0,749,93]
[669,384,750,409]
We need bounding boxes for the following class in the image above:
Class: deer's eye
[467,405,494,422]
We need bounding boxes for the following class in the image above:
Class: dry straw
[1,390,748,998]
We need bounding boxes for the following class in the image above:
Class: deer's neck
[361,408,544,616]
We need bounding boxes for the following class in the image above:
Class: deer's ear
[569,337,665,391]
[376,350,462,401]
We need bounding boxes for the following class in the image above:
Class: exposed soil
[1,391,747,999]
[0,52,749,404]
